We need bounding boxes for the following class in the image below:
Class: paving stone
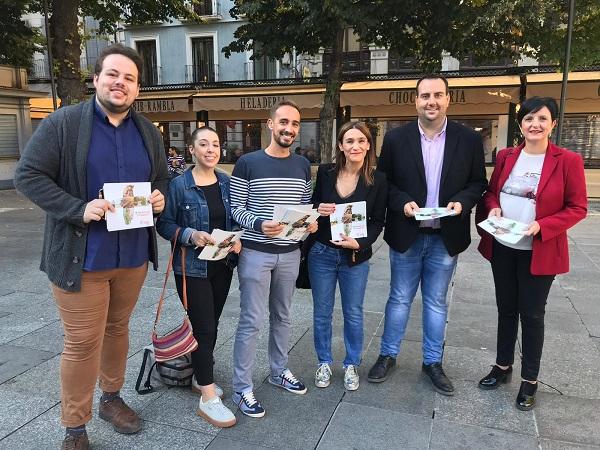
[316,402,431,450]
[445,302,501,352]
[0,344,56,384]
[0,313,58,346]
[0,386,58,440]
[206,437,275,449]
[535,392,600,446]
[430,419,539,449]
[434,380,537,435]
[540,439,600,450]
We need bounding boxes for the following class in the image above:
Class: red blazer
[477,142,587,275]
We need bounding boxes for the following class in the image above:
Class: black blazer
[377,120,487,256]
[311,163,387,265]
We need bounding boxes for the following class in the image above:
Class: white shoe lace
[241,391,258,407]
[345,365,358,382]
[316,364,332,381]
[282,369,299,384]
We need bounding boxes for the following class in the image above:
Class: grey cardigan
[14,97,170,292]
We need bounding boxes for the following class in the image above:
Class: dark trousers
[491,240,554,380]
[175,266,233,386]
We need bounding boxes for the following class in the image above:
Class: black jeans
[491,240,554,380]
[175,265,233,385]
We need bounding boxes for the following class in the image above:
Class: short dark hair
[190,125,219,145]
[517,96,559,123]
[269,99,301,119]
[416,74,449,95]
[94,43,144,85]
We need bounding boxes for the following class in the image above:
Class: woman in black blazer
[309,121,387,391]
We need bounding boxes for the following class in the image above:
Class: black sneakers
[422,362,454,396]
[367,355,396,383]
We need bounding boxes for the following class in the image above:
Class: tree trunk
[318,27,345,164]
[50,0,86,106]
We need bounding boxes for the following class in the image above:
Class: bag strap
[152,228,180,333]
[135,347,155,395]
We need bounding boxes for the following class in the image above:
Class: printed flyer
[198,229,244,261]
[329,201,367,241]
[104,182,153,232]
[274,207,320,241]
[477,216,529,245]
[414,207,458,221]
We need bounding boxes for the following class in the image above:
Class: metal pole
[43,0,58,110]
[555,0,575,145]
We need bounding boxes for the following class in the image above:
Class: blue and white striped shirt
[230,150,312,253]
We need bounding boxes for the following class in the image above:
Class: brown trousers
[52,264,147,427]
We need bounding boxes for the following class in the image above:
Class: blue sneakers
[268,369,307,395]
[232,391,265,418]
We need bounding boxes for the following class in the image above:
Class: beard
[273,131,296,148]
[96,92,133,114]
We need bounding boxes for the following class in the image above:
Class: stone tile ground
[1,189,599,449]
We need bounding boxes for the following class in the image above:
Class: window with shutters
[0,114,18,157]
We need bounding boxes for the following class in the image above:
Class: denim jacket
[156,168,236,278]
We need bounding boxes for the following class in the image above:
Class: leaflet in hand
[330,201,367,241]
[273,206,319,241]
[198,229,244,261]
[104,182,153,232]
[477,216,528,245]
[414,207,458,221]
[272,204,313,221]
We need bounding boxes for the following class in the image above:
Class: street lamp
[555,0,576,146]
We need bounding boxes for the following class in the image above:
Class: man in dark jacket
[367,75,487,396]
[14,43,169,450]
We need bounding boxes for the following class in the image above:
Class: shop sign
[240,96,285,110]
[193,93,323,111]
[133,98,189,113]
[388,89,466,105]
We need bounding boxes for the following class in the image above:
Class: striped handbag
[152,228,198,363]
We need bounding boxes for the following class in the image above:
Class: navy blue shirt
[84,99,152,271]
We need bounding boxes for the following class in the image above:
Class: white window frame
[185,31,219,82]
[130,35,161,84]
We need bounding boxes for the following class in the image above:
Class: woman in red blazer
[476,97,587,411]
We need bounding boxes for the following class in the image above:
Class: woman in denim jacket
[157,126,240,428]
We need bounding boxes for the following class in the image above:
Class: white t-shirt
[498,151,545,250]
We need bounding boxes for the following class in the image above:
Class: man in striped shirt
[230,100,316,418]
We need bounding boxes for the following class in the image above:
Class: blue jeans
[380,234,457,365]
[308,241,370,367]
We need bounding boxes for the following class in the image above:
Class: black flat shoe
[478,365,513,390]
[516,381,537,411]
[367,355,396,383]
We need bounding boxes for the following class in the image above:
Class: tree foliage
[0,0,42,68]
[24,0,201,105]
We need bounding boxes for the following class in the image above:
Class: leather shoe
[99,397,142,434]
[516,381,537,411]
[422,362,454,396]
[367,355,396,383]
[478,365,512,390]
[61,432,90,450]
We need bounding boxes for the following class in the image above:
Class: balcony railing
[322,50,371,76]
[29,56,98,81]
[459,55,515,69]
[185,64,218,83]
[388,55,419,73]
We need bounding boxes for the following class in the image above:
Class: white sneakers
[315,363,360,390]
[197,396,236,428]
[344,365,359,391]
[315,363,332,388]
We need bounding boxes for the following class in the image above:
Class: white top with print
[498,151,545,250]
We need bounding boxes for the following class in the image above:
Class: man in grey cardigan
[14,44,169,450]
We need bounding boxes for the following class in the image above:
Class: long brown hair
[334,121,376,186]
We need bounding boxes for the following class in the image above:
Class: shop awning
[192,85,325,111]
[133,90,195,113]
